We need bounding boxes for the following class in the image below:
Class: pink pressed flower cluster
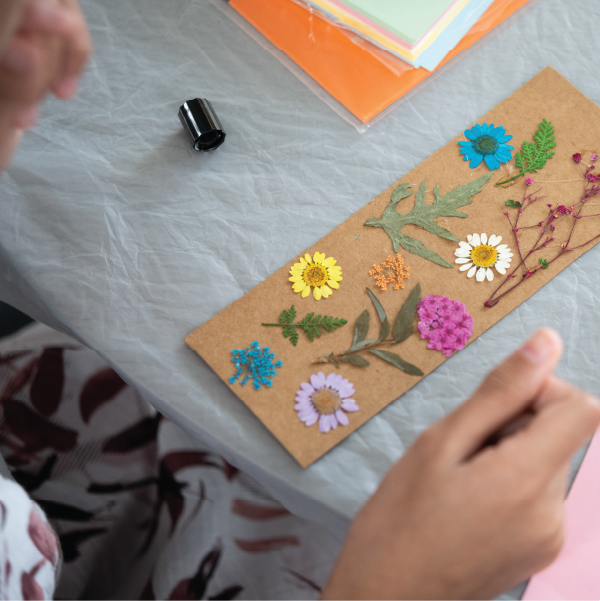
[417,295,473,358]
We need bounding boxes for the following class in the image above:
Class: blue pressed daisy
[458,123,514,170]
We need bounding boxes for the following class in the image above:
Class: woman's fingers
[510,376,600,474]
[0,0,90,101]
[439,329,563,462]
[11,103,38,128]
[0,34,37,75]
[51,0,91,99]
[21,0,78,35]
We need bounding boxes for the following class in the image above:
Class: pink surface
[326,0,463,50]
[523,429,600,600]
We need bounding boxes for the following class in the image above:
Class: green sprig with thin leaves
[315,284,424,376]
[262,305,347,346]
[497,119,556,186]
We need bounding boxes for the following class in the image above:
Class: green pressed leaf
[299,312,314,325]
[352,310,370,348]
[505,199,522,208]
[366,287,390,341]
[349,338,379,352]
[368,350,423,376]
[263,306,347,346]
[329,356,341,368]
[516,119,556,176]
[364,173,492,268]
[393,283,421,343]
[281,325,298,346]
[337,355,370,367]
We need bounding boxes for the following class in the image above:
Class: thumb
[439,328,563,462]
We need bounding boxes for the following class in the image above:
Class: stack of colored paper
[226,0,532,124]
[304,0,498,70]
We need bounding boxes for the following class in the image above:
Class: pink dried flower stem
[485,165,600,308]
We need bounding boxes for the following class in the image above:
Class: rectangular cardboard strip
[186,68,600,467]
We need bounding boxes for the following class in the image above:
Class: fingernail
[55,76,78,99]
[520,329,557,363]
[0,47,33,74]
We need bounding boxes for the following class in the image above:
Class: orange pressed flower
[368,253,410,291]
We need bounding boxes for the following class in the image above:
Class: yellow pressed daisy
[289,251,342,301]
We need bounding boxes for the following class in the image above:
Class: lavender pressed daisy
[294,372,358,433]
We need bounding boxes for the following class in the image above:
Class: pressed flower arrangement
[183,70,600,466]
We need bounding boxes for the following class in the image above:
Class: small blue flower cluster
[229,341,283,390]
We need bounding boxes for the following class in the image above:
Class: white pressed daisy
[454,233,513,282]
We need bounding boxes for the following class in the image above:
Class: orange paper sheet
[186,69,600,467]
[230,0,531,123]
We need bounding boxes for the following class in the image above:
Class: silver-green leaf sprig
[314,284,424,375]
[364,173,492,268]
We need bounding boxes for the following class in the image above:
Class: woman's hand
[322,329,600,600]
[0,0,91,103]
[0,0,91,168]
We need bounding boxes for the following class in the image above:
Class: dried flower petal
[295,372,358,433]
[368,253,410,291]
[229,342,282,390]
[417,295,473,358]
[289,252,342,301]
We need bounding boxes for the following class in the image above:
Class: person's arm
[322,329,600,600]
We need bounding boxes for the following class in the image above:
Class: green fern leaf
[516,120,556,176]
[264,306,348,345]
[288,305,297,323]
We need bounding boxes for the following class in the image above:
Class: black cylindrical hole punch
[179,98,226,152]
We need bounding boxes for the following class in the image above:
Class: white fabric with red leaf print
[0,324,341,600]
[0,475,59,600]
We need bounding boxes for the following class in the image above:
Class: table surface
[0,0,597,545]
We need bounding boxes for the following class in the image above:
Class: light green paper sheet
[340,0,457,45]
